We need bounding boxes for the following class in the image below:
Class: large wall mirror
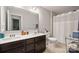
[0,6,39,31]
[7,15,21,30]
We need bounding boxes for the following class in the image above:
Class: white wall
[50,12,57,36]
[0,7,6,32]
[37,7,50,33]
[37,7,57,36]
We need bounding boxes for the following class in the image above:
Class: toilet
[48,37,57,43]
[45,32,57,46]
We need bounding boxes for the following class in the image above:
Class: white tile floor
[44,41,66,53]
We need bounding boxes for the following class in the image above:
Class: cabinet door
[4,46,25,53]
[0,40,24,52]
[35,40,46,53]
[25,38,34,53]
[35,35,46,53]
[26,44,34,53]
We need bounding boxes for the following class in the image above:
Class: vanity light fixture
[29,7,39,14]
[14,6,23,9]
[32,7,37,10]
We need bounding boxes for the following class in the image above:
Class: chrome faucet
[45,28,48,33]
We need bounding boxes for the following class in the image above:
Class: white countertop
[0,33,46,44]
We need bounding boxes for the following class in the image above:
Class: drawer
[26,38,34,44]
[34,35,46,42]
[0,40,25,51]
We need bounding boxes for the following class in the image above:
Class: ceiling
[42,6,79,14]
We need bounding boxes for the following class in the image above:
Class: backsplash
[3,31,21,38]
[3,29,38,38]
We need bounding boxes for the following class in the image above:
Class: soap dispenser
[21,30,24,35]
[0,32,5,39]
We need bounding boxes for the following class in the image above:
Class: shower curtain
[53,10,79,43]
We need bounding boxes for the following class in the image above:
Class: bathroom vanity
[0,34,46,53]
[0,6,46,53]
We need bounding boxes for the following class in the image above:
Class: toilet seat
[47,37,57,45]
[48,37,57,41]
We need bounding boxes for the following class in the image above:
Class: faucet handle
[13,34,15,37]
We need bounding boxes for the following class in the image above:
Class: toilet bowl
[47,37,57,45]
[45,32,57,46]
[48,37,57,43]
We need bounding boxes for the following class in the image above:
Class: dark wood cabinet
[25,38,35,53]
[0,35,46,53]
[4,47,25,53]
[0,40,25,52]
[35,36,46,53]
[26,44,35,53]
